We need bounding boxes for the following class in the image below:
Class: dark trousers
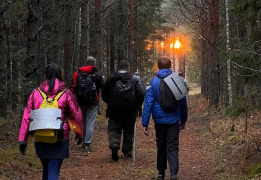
[41,158,64,180]
[155,122,180,175]
[108,118,136,155]
[137,106,142,117]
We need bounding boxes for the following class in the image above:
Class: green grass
[249,163,261,179]
[0,118,41,179]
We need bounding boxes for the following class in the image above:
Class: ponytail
[45,64,63,92]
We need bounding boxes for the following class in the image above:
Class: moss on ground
[249,163,261,179]
[0,118,41,179]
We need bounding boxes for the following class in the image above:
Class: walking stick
[188,94,191,113]
[133,120,137,165]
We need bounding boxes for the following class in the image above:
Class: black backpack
[75,70,97,105]
[157,78,179,112]
[110,76,137,113]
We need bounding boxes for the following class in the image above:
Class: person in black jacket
[71,56,105,153]
[134,72,145,117]
[102,60,145,161]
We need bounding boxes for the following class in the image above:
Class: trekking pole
[188,94,191,113]
[133,120,137,166]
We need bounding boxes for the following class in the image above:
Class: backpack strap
[37,88,47,100]
[37,88,67,102]
[55,89,67,101]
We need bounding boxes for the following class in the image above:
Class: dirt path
[58,118,217,180]
[53,83,219,180]
[5,83,220,180]
[2,83,260,179]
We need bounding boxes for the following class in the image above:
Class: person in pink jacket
[18,63,83,180]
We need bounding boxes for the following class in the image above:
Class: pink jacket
[19,79,83,142]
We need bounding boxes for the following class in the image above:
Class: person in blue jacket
[142,56,188,180]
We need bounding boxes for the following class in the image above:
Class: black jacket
[102,72,145,120]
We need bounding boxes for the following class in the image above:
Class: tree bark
[11,20,18,111]
[133,0,138,71]
[0,6,7,117]
[79,0,87,66]
[200,0,209,98]
[72,0,80,69]
[94,0,101,70]
[106,13,110,76]
[128,0,133,63]
[86,0,90,57]
[225,0,232,106]
[110,10,115,74]
[64,0,73,85]
[208,0,220,106]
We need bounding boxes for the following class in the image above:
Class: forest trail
[55,83,218,180]
[1,83,253,180]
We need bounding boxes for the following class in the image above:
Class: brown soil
[1,83,260,180]
[30,83,219,180]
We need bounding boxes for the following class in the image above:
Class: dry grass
[187,84,261,179]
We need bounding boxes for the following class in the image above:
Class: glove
[19,141,27,155]
[180,124,185,130]
[75,134,82,145]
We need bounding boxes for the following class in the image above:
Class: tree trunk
[11,20,18,111]
[0,7,7,117]
[64,0,73,85]
[110,30,115,74]
[79,0,87,66]
[5,19,11,111]
[110,10,115,74]
[182,54,186,78]
[94,0,101,70]
[117,0,125,65]
[225,0,232,106]
[86,0,90,57]
[208,0,220,106]
[72,0,80,69]
[106,13,110,77]
[133,0,138,71]
[200,0,209,98]
[128,0,133,63]
[24,0,42,103]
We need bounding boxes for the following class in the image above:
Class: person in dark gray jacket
[102,60,145,161]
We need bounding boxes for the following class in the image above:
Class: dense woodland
[0,0,260,120]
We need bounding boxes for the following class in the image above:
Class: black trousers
[108,118,136,155]
[155,122,180,175]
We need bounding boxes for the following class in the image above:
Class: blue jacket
[142,69,188,127]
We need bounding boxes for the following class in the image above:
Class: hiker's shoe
[170,174,177,180]
[84,144,91,153]
[111,148,119,161]
[124,152,133,158]
[157,174,165,180]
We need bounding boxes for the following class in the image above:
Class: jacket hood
[157,69,172,78]
[79,65,94,73]
[112,72,132,81]
[39,78,67,95]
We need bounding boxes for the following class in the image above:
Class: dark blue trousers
[40,158,64,180]
[155,122,180,175]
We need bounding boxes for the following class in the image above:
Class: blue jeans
[40,159,64,180]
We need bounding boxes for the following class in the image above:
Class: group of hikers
[18,56,188,180]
